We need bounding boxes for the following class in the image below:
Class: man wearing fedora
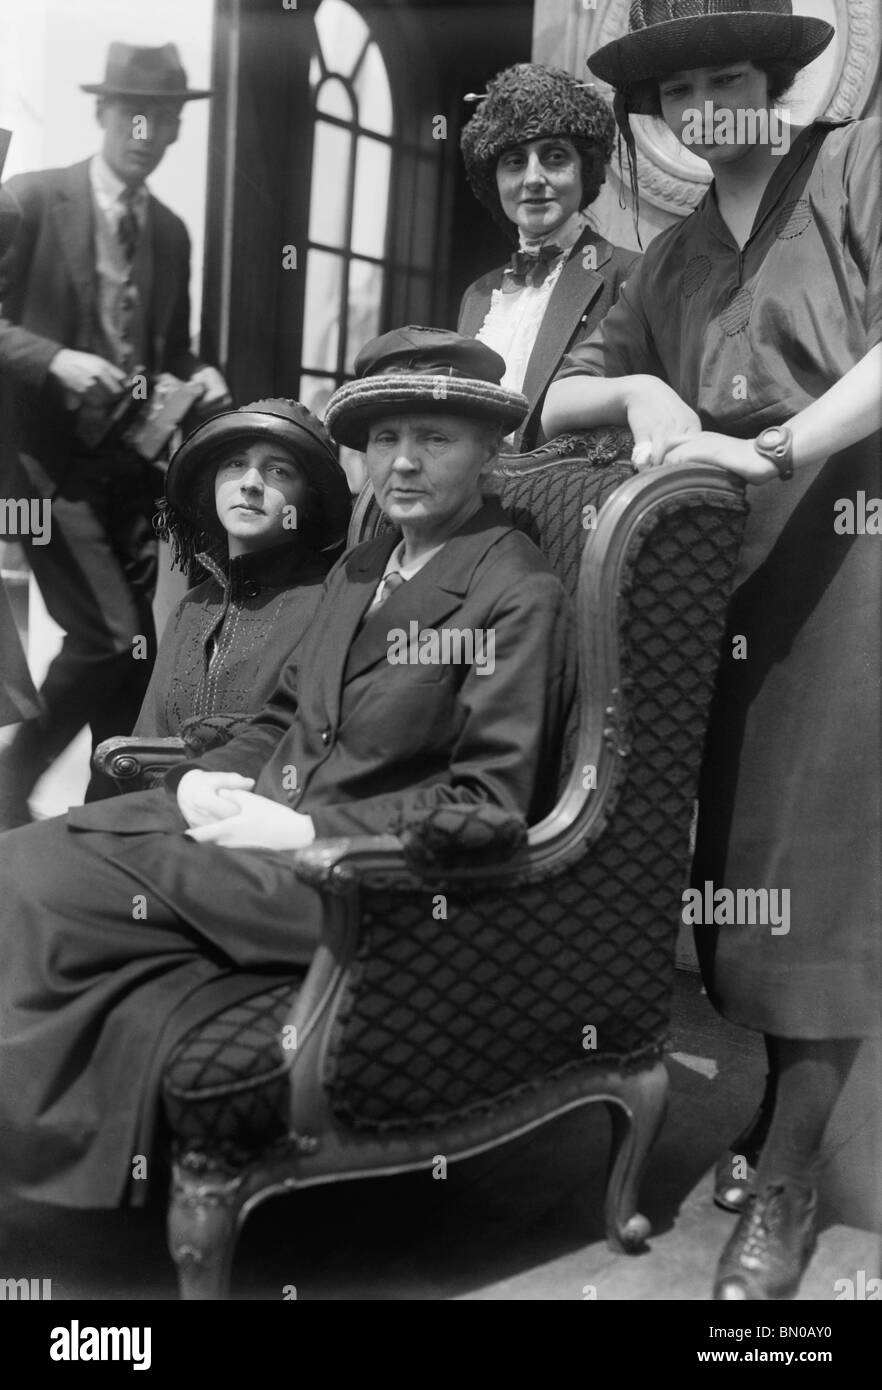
[0,43,230,825]
[0,327,575,1209]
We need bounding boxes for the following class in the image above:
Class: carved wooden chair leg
[167,1153,245,1300]
[602,1059,669,1253]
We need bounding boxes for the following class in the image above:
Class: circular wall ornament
[583,0,880,216]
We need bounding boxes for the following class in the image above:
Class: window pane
[298,374,337,421]
[315,0,368,78]
[308,120,352,247]
[344,258,383,372]
[353,42,392,136]
[410,155,439,269]
[316,76,354,122]
[405,270,433,324]
[351,137,390,259]
[302,250,344,375]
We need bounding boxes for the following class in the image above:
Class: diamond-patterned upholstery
[325,481,745,1129]
[162,979,297,1154]
[159,436,746,1158]
[159,434,632,1153]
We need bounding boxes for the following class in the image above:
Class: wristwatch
[753,425,794,480]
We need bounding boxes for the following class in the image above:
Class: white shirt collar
[89,153,148,221]
[518,208,586,255]
[384,538,446,582]
[369,537,447,611]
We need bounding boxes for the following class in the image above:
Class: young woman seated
[131,397,351,749]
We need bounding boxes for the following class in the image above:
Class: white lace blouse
[475,210,588,395]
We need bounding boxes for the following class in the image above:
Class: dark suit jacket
[0,159,202,492]
[68,497,576,955]
[0,186,39,724]
[458,229,640,452]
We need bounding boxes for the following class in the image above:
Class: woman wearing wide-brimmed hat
[458,63,640,452]
[128,398,351,748]
[543,1,881,1301]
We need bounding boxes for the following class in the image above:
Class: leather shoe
[713,1181,817,1300]
[714,1147,757,1213]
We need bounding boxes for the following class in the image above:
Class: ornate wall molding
[538,0,881,217]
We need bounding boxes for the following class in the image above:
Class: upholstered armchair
[94,430,747,1299]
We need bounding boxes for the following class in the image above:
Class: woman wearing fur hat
[130,398,351,748]
[458,63,640,452]
[543,1,881,1301]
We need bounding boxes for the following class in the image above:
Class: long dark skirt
[693,434,882,1040]
[0,807,321,1207]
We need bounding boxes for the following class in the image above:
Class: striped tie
[118,187,140,263]
[376,570,406,606]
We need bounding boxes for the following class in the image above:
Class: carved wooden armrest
[505,426,635,467]
[294,805,528,895]
[294,833,413,894]
[92,735,189,790]
[93,717,257,792]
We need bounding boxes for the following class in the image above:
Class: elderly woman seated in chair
[124,399,351,760]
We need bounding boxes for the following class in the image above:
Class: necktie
[503,243,563,292]
[118,187,141,263]
[357,568,405,635]
[375,570,406,607]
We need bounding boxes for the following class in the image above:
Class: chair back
[328,432,748,1130]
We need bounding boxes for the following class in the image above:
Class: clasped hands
[625,378,780,484]
[177,771,315,851]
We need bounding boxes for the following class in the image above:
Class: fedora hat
[81,43,212,102]
[588,1,834,90]
[156,399,351,570]
[324,327,528,451]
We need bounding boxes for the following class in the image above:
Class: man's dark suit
[0,159,199,490]
[0,497,575,1206]
[458,229,639,453]
[0,184,40,728]
[0,159,206,807]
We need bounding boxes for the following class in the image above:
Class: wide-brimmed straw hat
[588,0,834,90]
[460,64,615,227]
[81,43,212,102]
[156,398,351,570]
[324,327,528,452]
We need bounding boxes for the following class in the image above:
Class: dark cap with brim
[159,398,351,566]
[324,327,528,451]
[587,1,834,90]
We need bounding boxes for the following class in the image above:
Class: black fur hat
[460,63,616,235]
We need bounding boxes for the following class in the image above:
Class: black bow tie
[503,243,564,291]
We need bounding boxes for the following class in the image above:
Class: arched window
[299,0,393,420]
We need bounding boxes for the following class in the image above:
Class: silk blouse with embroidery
[554,120,882,434]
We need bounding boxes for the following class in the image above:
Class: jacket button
[243,580,260,599]
[320,727,332,746]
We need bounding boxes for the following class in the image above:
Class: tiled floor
[1,972,878,1301]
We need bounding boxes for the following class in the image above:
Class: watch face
[761,428,783,448]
